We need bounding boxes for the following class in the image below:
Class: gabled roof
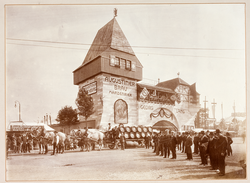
[190,83,200,95]
[137,83,175,94]
[156,78,190,90]
[82,18,135,66]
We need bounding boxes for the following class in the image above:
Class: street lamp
[14,100,21,121]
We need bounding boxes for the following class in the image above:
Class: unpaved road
[6,137,246,181]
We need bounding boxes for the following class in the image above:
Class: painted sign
[10,125,44,132]
[82,81,97,95]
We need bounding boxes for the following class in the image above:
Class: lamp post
[14,100,21,121]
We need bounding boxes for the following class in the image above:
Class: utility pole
[203,96,208,129]
[211,99,217,129]
[211,99,217,118]
[15,100,21,121]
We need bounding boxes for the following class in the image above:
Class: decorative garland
[150,108,173,120]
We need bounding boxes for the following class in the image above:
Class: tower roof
[82,18,136,66]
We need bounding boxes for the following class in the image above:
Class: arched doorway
[152,120,178,131]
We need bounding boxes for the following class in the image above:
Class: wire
[7,42,244,60]
[6,37,244,51]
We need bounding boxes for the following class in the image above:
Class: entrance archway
[152,120,178,131]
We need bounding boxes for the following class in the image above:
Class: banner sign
[82,81,97,95]
[10,125,44,132]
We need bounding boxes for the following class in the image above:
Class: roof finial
[114,8,117,17]
[177,72,180,78]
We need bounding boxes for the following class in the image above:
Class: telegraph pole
[15,100,21,121]
[211,99,217,118]
[203,96,208,129]
[211,99,217,129]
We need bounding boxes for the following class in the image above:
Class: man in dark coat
[181,132,187,153]
[144,134,150,149]
[226,132,233,156]
[120,132,126,150]
[176,132,182,151]
[159,134,164,156]
[152,134,157,153]
[170,131,177,159]
[215,129,228,176]
[199,131,209,166]
[193,132,199,154]
[185,132,193,160]
[207,132,218,170]
[163,132,171,158]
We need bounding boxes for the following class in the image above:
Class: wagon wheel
[108,144,115,149]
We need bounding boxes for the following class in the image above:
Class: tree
[75,87,94,120]
[56,106,79,130]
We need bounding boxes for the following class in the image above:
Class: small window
[126,60,131,70]
[114,57,120,67]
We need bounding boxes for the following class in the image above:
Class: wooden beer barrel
[135,132,141,138]
[129,132,135,139]
[131,126,137,132]
[141,132,146,138]
[125,126,131,132]
[137,126,142,132]
[124,132,129,139]
[147,127,153,132]
[146,132,151,137]
[142,127,148,132]
[119,126,125,133]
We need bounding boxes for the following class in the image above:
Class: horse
[71,129,105,151]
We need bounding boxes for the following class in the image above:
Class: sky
[5,4,246,125]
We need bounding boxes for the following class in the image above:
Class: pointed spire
[82,18,136,65]
[114,8,117,17]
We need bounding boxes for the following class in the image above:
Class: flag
[140,87,149,99]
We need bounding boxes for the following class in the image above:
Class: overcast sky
[5,4,246,125]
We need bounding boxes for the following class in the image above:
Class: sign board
[82,81,97,95]
[10,125,44,132]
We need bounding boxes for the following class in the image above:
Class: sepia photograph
[4,1,248,182]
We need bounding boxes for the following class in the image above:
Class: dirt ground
[5,137,247,181]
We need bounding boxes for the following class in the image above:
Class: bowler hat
[200,131,205,134]
[216,129,221,134]
[209,132,214,136]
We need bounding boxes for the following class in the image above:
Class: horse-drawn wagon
[103,125,153,149]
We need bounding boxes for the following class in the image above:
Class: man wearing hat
[215,129,228,176]
[185,132,193,160]
[120,132,126,150]
[199,130,209,166]
[226,132,233,156]
[170,131,177,159]
[193,132,199,154]
[52,131,59,155]
[207,132,218,170]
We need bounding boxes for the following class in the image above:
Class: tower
[73,17,143,128]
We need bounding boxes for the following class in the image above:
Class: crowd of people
[6,132,34,154]
[147,129,233,176]
[6,126,235,177]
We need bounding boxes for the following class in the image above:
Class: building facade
[70,17,201,132]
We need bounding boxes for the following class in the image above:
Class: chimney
[158,78,160,83]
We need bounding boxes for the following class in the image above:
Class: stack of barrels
[119,126,153,139]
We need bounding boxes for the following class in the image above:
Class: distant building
[54,17,201,133]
